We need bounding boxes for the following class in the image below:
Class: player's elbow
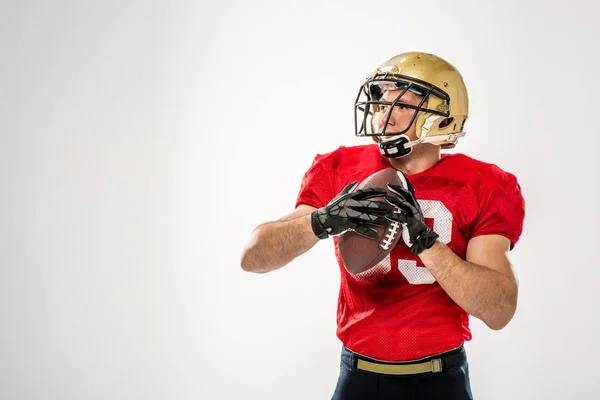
[240,251,254,272]
[485,315,512,331]
[484,295,518,331]
[240,243,262,273]
[240,230,271,273]
[241,251,265,273]
[241,230,258,271]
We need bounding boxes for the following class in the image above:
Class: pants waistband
[342,344,466,376]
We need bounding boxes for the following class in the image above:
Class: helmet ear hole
[439,117,454,129]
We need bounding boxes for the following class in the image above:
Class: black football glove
[384,181,439,255]
[311,182,391,240]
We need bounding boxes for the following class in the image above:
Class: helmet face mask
[354,53,469,158]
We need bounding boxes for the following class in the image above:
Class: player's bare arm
[385,182,518,330]
[418,236,518,330]
[241,183,391,273]
[241,206,318,273]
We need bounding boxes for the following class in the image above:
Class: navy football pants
[332,345,473,400]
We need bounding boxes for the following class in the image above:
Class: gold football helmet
[354,52,469,158]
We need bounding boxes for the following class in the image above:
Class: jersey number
[384,200,453,284]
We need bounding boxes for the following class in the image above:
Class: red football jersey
[296,144,525,361]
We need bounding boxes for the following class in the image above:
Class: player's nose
[375,109,394,130]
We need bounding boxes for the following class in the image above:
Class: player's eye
[379,104,409,112]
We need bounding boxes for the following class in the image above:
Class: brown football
[338,168,406,275]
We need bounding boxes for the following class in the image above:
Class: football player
[241,52,525,400]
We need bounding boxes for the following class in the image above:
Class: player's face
[373,89,426,142]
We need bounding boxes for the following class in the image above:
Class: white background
[1,0,599,399]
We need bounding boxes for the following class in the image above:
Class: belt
[344,344,465,376]
[357,358,443,375]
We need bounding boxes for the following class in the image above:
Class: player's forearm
[241,214,320,273]
[419,242,518,330]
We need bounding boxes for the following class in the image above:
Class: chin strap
[378,115,466,158]
[378,136,411,157]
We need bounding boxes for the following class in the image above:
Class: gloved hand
[385,180,439,255]
[311,182,391,240]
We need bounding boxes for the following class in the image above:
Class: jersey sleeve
[470,170,526,249]
[295,154,336,209]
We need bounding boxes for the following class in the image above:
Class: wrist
[411,230,439,255]
[310,210,329,240]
